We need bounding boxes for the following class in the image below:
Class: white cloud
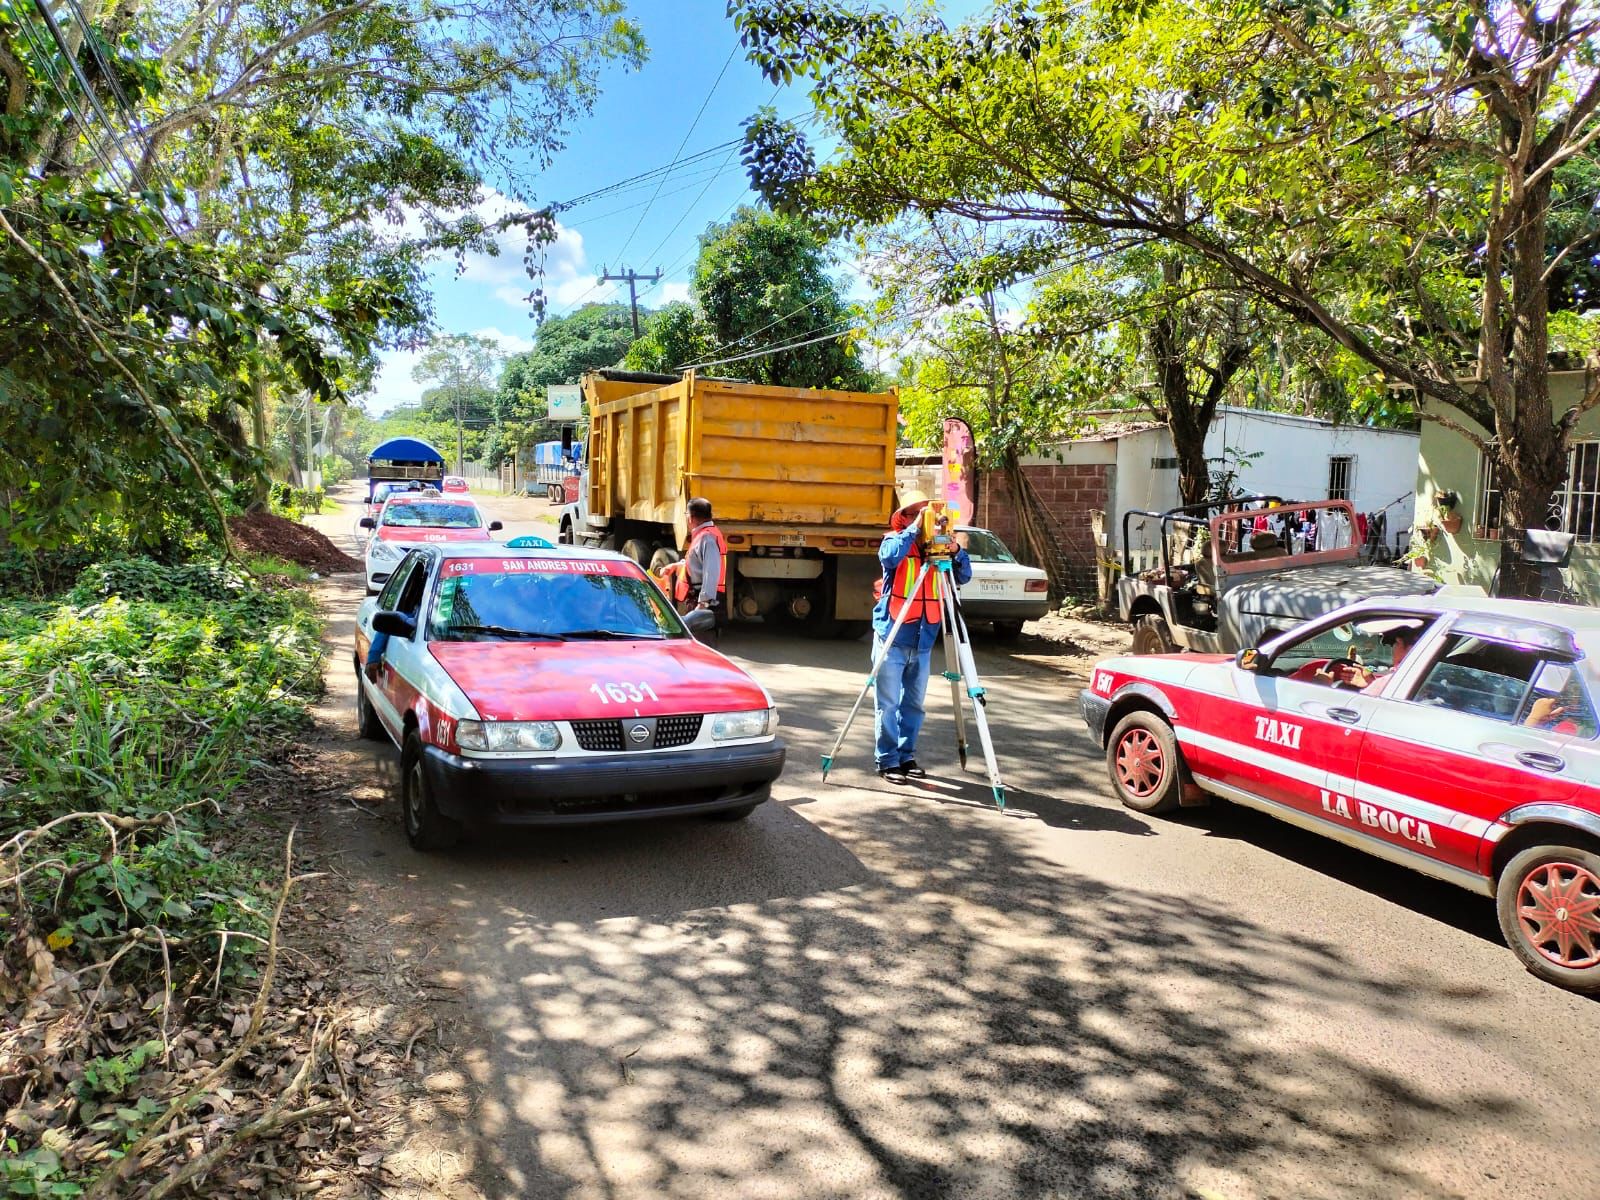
[472,326,534,355]
[653,280,691,307]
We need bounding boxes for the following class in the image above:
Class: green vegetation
[0,0,642,549]
[735,0,1600,594]
[0,558,323,1192]
[626,206,874,390]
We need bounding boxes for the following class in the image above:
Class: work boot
[898,760,926,778]
[877,764,907,782]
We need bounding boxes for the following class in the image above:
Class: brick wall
[978,463,1114,596]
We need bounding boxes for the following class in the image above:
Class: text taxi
[355,543,785,849]
[1081,594,1600,993]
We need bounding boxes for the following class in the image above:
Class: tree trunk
[1493,175,1567,599]
[1150,310,1211,506]
[247,361,270,510]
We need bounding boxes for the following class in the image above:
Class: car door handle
[1326,707,1362,725]
[1516,750,1565,773]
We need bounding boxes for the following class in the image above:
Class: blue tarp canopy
[368,437,445,465]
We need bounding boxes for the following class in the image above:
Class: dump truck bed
[584,373,897,543]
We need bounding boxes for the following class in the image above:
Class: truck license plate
[780,533,807,547]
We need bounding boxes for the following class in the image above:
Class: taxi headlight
[709,708,776,741]
[456,720,561,752]
[368,539,404,562]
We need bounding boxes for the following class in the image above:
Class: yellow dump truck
[556,369,898,635]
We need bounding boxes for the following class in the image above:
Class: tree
[1028,247,1266,505]
[624,301,714,375]
[733,0,1600,595]
[626,206,874,389]
[0,0,642,548]
[412,335,504,473]
[495,303,637,461]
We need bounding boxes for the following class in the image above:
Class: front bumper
[957,595,1051,622]
[1079,691,1111,745]
[422,738,787,826]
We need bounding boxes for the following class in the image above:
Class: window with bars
[1327,455,1355,501]
[1477,440,1600,541]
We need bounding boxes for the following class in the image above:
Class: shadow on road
[379,795,1512,1200]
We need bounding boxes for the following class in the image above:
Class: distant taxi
[1081,594,1600,993]
[360,495,500,593]
[354,543,785,849]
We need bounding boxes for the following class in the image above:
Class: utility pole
[454,390,465,477]
[600,265,663,339]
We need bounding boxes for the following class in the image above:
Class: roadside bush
[320,454,355,485]
[0,557,328,1190]
[267,482,326,520]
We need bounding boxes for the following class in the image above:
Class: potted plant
[1435,489,1463,536]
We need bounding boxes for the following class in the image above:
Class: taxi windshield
[382,502,482,529]
[428,562,687,642]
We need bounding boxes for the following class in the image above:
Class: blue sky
[363,3,806,412]
[364,1,992,413]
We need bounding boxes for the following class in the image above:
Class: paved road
[310,491,1599,1200]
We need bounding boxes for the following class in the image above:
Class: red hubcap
[1516,861,1600,969]
[1115,729,1165,797]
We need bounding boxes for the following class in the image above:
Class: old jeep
[1115,498,1445,654]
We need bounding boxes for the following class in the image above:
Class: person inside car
[1290,620,1424,692]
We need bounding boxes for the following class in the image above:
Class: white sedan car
[360,494,501,593]
[956,526,1051,640]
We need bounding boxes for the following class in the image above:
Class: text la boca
[1321,790,1435,848]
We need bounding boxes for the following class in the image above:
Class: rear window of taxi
[382,501,482,528]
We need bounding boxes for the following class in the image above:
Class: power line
[678,318,863,372]
[610,43,739,269]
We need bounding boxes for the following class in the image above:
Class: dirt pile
[230,511,361,574]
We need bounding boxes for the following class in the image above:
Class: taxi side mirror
[359,517,376,529]
[1236,647,1262,672]
[488,520,503,532]
[372,610,417,639]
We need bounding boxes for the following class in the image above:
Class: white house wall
[1062,412,1419,549]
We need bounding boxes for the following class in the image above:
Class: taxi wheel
[992,620,1024,642]
[401,733,462,851]
[1105,711,1184,814]
[355,667,385,742]
[1130,614,1175,655]
[1496,844,1600,993]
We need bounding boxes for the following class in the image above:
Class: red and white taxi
[353,543,785,849]
[359,494,501,593]
[1081,594,1600,993]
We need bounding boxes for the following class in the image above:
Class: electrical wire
[610,43,739,270]
[678,317,863,371]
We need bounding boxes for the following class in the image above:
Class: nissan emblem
[629,723,650,744]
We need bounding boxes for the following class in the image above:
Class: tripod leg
[938,583,968,769]
[947,587,1007,810]
[821,560,934,778]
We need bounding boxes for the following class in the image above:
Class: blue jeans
[874,637,930,769]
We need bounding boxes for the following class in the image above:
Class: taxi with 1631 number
[1080,593,1600,993]
[354,542,784,849]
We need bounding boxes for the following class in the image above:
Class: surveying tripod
[821,556,1006,810]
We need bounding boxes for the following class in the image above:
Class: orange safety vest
[681,522,728,601]
[880,544,942,625]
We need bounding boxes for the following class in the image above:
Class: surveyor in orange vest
[872,490,971,781]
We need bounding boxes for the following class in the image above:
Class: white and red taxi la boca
[359,494,502,594]
[353,542,785,849]
[1080,593,1600,993]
